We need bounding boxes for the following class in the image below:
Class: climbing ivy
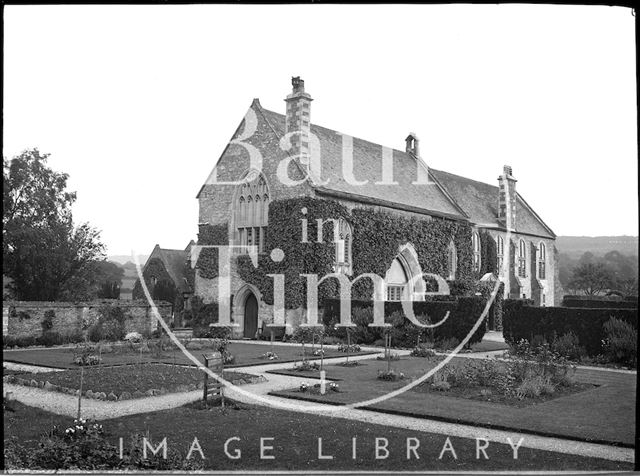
[237,197,350,309]
[195,223,229,279]
[235,197,476,310]
[479,230,498,276]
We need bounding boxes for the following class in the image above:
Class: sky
[3,4,637,258]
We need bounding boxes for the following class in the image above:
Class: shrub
[124,332,143,343]
[435,337,459,351]
[552,332,585,362]
[87,324,103,343]
[562,295,638,309]
[377,369,405,381]
[410,344,436,358]
[4,420,203,470]
[602,317,637,367]
[516,375,555,399]
[294,361,320,372]
[337,343,361,353]
[41,310,55,332]
[37,331,63,347]
[503,300,637,356]
[323,296,487,348]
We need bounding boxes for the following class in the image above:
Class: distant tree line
[559,250,638,296]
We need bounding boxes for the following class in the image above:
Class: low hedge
[322,296,488,348]
[561,295,638,309]
[503,299,638,356]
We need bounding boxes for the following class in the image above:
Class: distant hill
[555,236,638,258]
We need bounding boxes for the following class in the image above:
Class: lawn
[5,363,262,399]
[269,356,636,446]
[3,401,632,471]
[2,341,375,370]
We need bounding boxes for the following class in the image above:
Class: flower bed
[3,363,265,401]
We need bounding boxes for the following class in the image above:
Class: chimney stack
[498,165,517,229]
[285,76,313,161]
[405,133,419,156]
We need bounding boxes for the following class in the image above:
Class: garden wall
[2,300,172,340]
[503,299,638,355]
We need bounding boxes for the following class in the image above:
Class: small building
[132,241,195,326]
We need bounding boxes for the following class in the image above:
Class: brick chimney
[405,133,419,156]
[498,165,517,229]
[285,76,313,161]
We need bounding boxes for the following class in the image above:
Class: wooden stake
[77,365,84,421]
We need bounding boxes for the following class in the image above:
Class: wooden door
[244,294,258,338]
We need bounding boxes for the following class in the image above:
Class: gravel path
[3,362,65,373]
[3,339,634,464]
[4,350,634,464]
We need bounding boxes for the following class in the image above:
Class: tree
[568,262,613,296]
[3,149,105,300]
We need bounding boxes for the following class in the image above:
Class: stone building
[195,77,557,337]
[133,242,194,325]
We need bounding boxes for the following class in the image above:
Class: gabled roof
[258,107,468,221]
[146,244,192,293]
[431,169,555,238]
[200,98,554,239]
[258,105,554,238]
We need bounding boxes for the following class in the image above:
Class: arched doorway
[243,293,258,338]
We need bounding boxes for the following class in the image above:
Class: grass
[2,341,374,370]
[6,363,261,398]
[3,401,632,471]
[269,356,636,446]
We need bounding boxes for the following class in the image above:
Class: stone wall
[2,300,172,339]
[197,101,313,231]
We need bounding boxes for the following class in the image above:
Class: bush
[377,369,405,381]
[4,419,203,470]
[42,310,55,332]
[503,300,637,356]
[124,332,143,343]
[3,335,38,348]
[195,325,232,339]
[337,343,361,353]
[37,331,63,347]
[551,332,585,362]
[516,375,555,399]
[562,295,638,309]
[602,317,637,367]
[435,336,459,351]
[323,296,487,348]
[87,324,103,343]
[74,354,102,366]
[410,344,436,358]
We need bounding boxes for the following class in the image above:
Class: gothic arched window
[385,258,408,301]
[518,239,527,278]
[334,218,352,275]
[497,235,505,275]
[235,173,270,253]
[538,242,546,279]
[447,240,457,280]
[472,232,481,272]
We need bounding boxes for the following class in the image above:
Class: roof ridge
[430,167,499,191]
[261,107,413,160]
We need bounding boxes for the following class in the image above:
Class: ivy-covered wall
[228,197,476,309]
[195,223,229,279]
[132,258,179,312]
